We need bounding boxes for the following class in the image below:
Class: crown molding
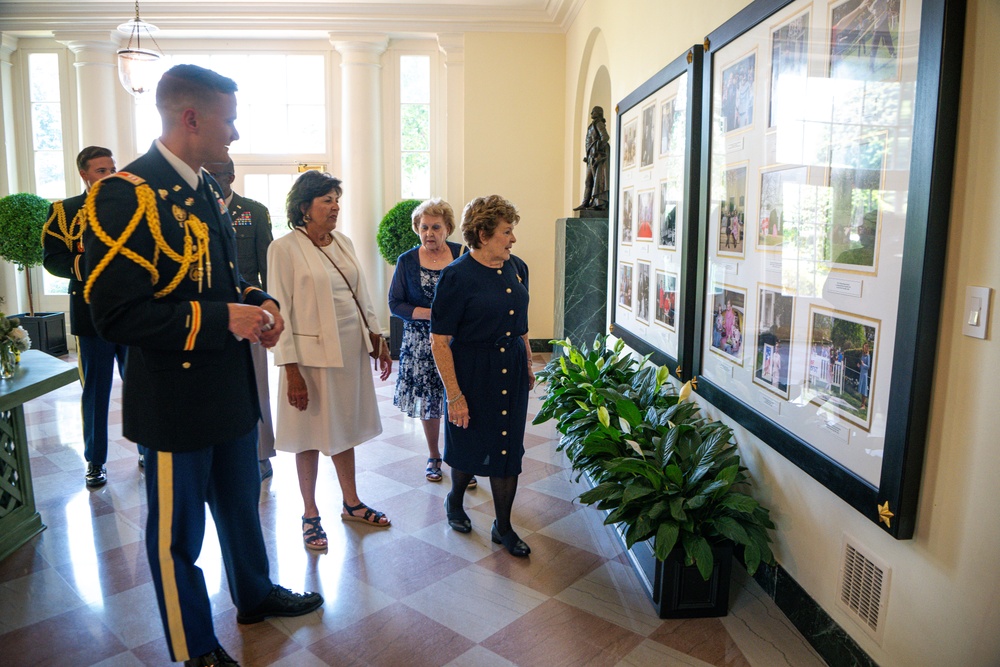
[0,1,588,38]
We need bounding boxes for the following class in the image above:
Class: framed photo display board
[611,47,704,375]
[691,0,964,538]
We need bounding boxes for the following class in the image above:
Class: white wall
[563,1,1000,666]
[463,32,566,341]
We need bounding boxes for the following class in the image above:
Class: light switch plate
[963,286,991,339]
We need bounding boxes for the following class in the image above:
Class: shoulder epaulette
[109,171,147,186]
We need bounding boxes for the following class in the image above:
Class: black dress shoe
[85,463,107,488]
[491,521,530,557]
[236,585,323,624]
[444,493,472,533]
[184,646,239,666]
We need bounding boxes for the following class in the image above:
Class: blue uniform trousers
[142,429,272,662]
[77,335,127,465]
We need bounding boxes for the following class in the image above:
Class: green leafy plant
[376,199,421,265]
[0,193,50,316]
[534,336,775,580]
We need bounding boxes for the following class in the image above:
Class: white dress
[274,239,382,455]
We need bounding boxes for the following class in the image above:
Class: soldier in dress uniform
[82,64,321,667]
[204,158,276,481]
[42,146,127,488]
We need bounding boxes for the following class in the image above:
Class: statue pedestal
[554,217,608,352]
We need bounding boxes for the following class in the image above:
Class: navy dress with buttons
[431,253,530,477]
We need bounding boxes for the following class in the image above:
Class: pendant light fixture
[116,0,162,98]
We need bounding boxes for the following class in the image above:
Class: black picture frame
[611,46,704,378]
[690,0,966,539]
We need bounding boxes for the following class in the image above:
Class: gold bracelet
[447,392,463,405]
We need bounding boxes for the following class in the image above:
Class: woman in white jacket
[268,171,393,551]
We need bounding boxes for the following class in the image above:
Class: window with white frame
[400,55,430,199]
[28,52,66,200]
[135,53,326,155]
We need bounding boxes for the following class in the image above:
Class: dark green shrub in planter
[0,193,49,316]
[376,199,421,265]
[534,336,775,582]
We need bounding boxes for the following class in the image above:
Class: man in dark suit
[204,158,275,481]
[83,64,321,667]
[42,146,125,488]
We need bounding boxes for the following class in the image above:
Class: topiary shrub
[0,192,50,316]
[0,192,49,270]
[376,199,421,265]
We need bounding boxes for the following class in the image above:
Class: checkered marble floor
[0,352,826,667]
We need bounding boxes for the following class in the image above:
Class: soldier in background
[42,146,127,488]
[206,158,276,481]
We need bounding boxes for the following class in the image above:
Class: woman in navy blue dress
[431,195,535,557]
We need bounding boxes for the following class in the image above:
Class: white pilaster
[437,34,465,216]
[56,33,120,156]
[0,33,18,198]
[330,34,389,330]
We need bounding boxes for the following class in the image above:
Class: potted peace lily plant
[534,336,775,618]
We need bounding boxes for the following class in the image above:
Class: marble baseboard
[751,561,877,667]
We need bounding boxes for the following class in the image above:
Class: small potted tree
[376,199,421,359]
[534,336,775,618]
[0,193,67,356]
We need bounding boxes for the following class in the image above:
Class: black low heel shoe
[491,521,530,557]
[444,493,472,533]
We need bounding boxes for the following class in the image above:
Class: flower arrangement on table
[0,312,32,378]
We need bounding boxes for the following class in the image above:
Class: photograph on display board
[806,306,880,430]
[709,285,747,365]
[622,119,637,170]
[641,103,656,168]
[769,9,810,128]
[829,0,902,82]
[827,131,887,273]
[757,165,809,250]
[717,164,747,257]
[621,188,634,245]
[658,182,678,249]
[637,190,654,241]
[635,260,651,323]
[618,262,633,311]
[660,97,679,156]
[654,270,677,330]
[720,51,757,134]
[753,285,795,398]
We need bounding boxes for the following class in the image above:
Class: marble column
[437,34,464,214]
[55,33,120,155]
[555,217,609,351]
[330,34,389,330]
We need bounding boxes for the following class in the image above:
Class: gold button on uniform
[502,410,507,415]
[502,431,507,436]
[501,449,507,455]
[506,288,511,293]
[508,310,514,315]
[505,331,511,336]
[502,389,507,395]
[182,362,191,369]
[497,269,502,274]
[502,369,507,374]
[500,347,505,353]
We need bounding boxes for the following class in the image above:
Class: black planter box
[11,312,67,356]
[389,315,403,361]
[654,541,733,618]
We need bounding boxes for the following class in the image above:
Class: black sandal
[491,520,530,557]
[341,501,391,527]
[426,458,443,482]
[444,492,472,533]
[301,516,328,551]
[467,476,478,489]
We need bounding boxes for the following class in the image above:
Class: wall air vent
[837,535,890,645]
